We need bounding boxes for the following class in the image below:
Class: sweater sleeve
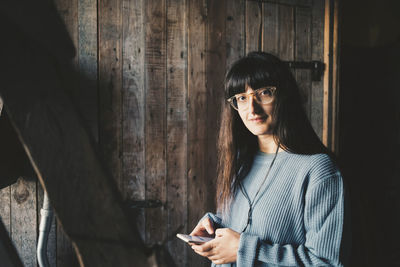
[237,158,345,267]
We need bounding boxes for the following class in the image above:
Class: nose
[247,95,259,114]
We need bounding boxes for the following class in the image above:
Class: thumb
[204,218,215,235]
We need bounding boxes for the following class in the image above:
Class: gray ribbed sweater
[204,151,348,267]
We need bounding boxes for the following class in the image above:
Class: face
[237,85,275,137]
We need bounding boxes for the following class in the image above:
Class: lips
[249,116,267,122]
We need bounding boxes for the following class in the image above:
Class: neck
[257,135,281,154]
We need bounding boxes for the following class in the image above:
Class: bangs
[225,56,280,98]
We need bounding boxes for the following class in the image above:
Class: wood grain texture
[263,2,279,56]
[0,187,11,235]
[78,0,98,141]
[122,0,146,242]
[11,177,37,267]
[295,7,312,117]
[226,0,245,68]
[166,0,188,265]
[323,0,331,146]
[187,0,209,266]
[1,17,149,265]
[331,0,340,153]
[98,0,123,189]
[144,0,167,246]
[278,4,294,61]
[52,1,81,265]
[246,0,262,53]
[206,0,226,216]
[310,0,325,140]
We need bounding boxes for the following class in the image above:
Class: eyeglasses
[227,87,276,111]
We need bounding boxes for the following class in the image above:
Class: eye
[236,95,247,102]
[259,88,272,96]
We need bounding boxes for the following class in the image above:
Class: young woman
[190,52,350,266]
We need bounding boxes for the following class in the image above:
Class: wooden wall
[0,0,336,266]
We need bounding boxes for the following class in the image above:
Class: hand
[190,217,215,237]
[191,228,240,265]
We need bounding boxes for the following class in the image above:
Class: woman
[190,52,349,266]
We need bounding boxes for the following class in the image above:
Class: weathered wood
[52,0,81,264]
[145,0,167,246]
[263,2,279,55]
[1,17,149,265]
[187,0,209,266]
[226,0,245,68]
[0,219,23,267]
[295,7,312,117]
[10,178,37,267]
[0,187,11,234]
[166,0,188,265]
[323,0,331,147]
[310,0,325,140]
[278,4,295,61]
[331,0,340,153]
[246,0,262,53]
[206,0,226,213]
[78,0,98,141]
[98,0,123,190]
[122,0,146,242]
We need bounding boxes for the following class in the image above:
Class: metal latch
[285,61,325,81]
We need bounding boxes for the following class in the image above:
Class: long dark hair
[216,51,332,212]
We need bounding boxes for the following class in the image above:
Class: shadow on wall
[339,40,400,266]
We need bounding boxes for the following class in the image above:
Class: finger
[203,218,215,235]
[212,259,224,265]
[215,228,226,237]
[191,241,214,253]
[189,224,203,236]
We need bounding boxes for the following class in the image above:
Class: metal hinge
[285,61,325,81]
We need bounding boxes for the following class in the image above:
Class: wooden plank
[37,184,57,267]
[246,0,262,53]
[206,0,226,223]
[166,0,187,266]
[53,1,80,265]
[278,4,295,61]
[0,187,11,234]
[77,0,98,141]
[310,0,325,140]
[53,0,78,63]
[10,177,37,267]
[263,2,279,55]
[323,0,330,147]
[144,0,167,246]
[295,7,312,117]
[226,0,245,67]
[121,0,146,242]
[331,0,340,153]
[1,16,149,265]
[187,0,208,266]
[98,0,123,188]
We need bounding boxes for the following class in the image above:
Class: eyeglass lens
[232,88,274,110]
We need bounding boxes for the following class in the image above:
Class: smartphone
[176,234,214,244]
